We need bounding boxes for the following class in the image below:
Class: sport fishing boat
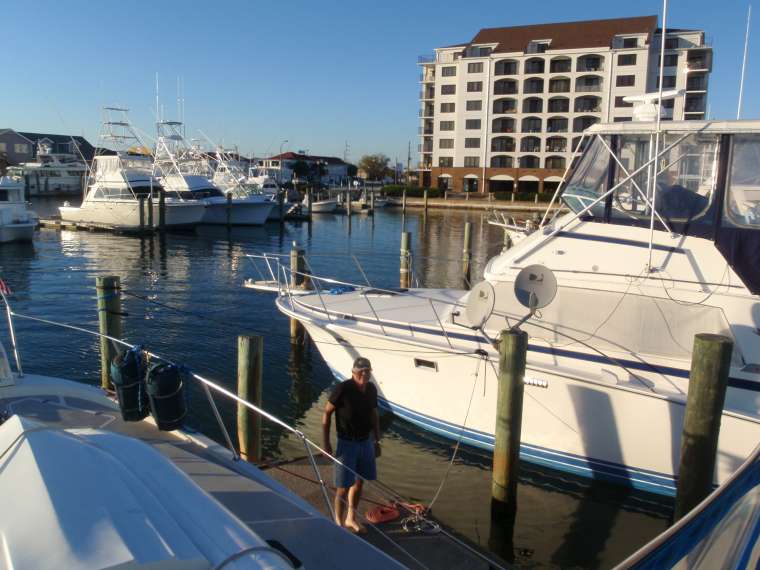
[155,123,274,226]
[274,119,760,496]
[0,291,405,569]
[0,176,36,242]
[7,141,87,196]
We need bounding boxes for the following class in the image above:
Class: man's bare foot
[344,519,367,534]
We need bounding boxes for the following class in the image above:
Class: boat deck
[0,376,506,569]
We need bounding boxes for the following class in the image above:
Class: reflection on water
[0,199,672,568]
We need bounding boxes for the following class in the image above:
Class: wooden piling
[158,189,166,231]
[306,187,313,220]
[400,231,411,289]
[674,333,733,520]
[147,196,154,228]
[237,335,263,463]
[462,221,472,289]
[226,193,232,229]
[492,329,527,507]
[290,242,306,290]
[346,189,352,216]
[370,189,375,214]
[138,197,145,231]
[423,189,429,213]
[96,276,123,391]
[278,190,284,224]
[402,189,407,213]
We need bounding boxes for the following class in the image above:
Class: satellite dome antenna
[511,264,557,330]
[465,281,496,330]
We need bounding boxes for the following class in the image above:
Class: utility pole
[343,140,350,162]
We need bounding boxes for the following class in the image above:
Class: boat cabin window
[724,135,760,228]
[175,188,224,199]
[0,190,8,202]
[562,131,720,235]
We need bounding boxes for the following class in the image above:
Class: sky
[0,0,756,164]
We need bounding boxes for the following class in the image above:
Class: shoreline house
[417,15,712,194]
[256,152,353,186]
[0,129,96,173]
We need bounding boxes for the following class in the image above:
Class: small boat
[7,141,87,196]
[0,176,36,243]
[304,192,338,213]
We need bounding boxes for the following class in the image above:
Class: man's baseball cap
[352,357,372,371]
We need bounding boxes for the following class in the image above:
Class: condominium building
[417,15,712,193]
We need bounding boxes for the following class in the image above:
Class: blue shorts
[334,437,376,488]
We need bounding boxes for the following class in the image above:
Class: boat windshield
[724,134,760,228]
[562,131,721,234]
[169,188,224,200]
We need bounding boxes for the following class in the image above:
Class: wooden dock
[37,217,155,235]
[263,455,508,569]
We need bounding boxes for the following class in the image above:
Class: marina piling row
[96,275,123,391]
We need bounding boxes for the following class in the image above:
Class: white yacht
[273,119,760,497]
[0,176,36,242]
[0,298,405,569]
[7,142,87,196]
[59,154,205,231]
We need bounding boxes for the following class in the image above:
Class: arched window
[546,137,567,153]
[545,156,566,169]
[520,137,541,153]
[492,118,516,133]
[494,59,518,75]
[522,97,543,114]
[494,79,518,95]
[490,155,514,168]
[574,96,602,113]
[519,155,540,168]
[493,98,517,114]
[576,54,605,72]
[521,116,542,133]
[523,77,544,94]
[547,116,568,133]
[524,57,545,74]
[549,77,570,93]
[547,97,569,113]
[549,57,571,73]
[491,136,516,152]
[573,115,600,132]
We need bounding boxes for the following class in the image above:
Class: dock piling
[402,189,407,213]
[306,187,313,220]
[423,189,429,213]
[147,196,154,228]
[96,276,123,391]
[138,197,145,232]
[346,189,352,216]
[462,221,472,289]
[370,188,375,215]
[492,329,527,508]
[400,231,411,289]
[158,190,166,231]
[674,333,733,520]
[226,193,232,229]
[237,335,263,463]
[278,191,285,224]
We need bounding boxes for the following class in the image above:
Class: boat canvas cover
[0,415,288,569]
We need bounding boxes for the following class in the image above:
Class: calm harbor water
[1,198,672,569]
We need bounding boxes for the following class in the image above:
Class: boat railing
[0,288,506,569]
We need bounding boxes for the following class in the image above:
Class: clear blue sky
[0,0,756,164]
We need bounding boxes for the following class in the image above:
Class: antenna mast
[738,5,752,119]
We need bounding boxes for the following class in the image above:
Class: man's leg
[334,487,348,526]
[344,478,365,532]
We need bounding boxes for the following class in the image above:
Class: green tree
[346,164,358,177]
[358,154,390,181]
[291,160,310,181]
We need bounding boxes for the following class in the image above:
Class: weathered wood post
[278,190,284,224]
[423,189,429,213]
[226,193,232,229]
[370,188,375,214]
[147,196,154,229]
[306,187,313,220]
[400,231,411,289]
[237,334,263,463]
[138,196,145,232]
[402,188,407,213]
[290,242,307,342]
[462,221,472,289]
[674,333,733,520]
[346,189,352,216]
[96,276,123,391]
[158,189,166,231]
[492,328,527,508]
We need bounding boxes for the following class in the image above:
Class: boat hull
[0,223,35,243]
[309,200,338,213]
[59,200,205,230]
[200,198,274,226]
[279,297,760,496]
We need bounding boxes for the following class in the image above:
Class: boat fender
[110,346,149,421]
[145,362,188,431]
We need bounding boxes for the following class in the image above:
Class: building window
[468,62,483,73]
[665,38,679,50]
[614,117,633,122]
[465,119,481,129]
[466,100,482,111]
[464,138,481,148]
[615,96,633,108]
[478,47,491,56]
[616,75,636,87]
[622,37,638,48]
[440,102,455,113]
[664,54,678,67]
[617,54,637,66]
[657,75,677,88]
[441,84,456,95]
[662,99,675,109]
[467,81,483,92]
[0,143,6,152]
[438,157,453,167]
[13,143,29,154]
[464,156,480,167]
[439,121,455,131]
[439,139,454,149]
[441,66,456,77]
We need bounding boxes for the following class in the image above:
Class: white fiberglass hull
[0,223,35,243]
[59,200,205,230]
[277,294,760,497]
[200,197,274,226]
[310,199,338,213]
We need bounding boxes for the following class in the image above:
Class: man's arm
[322,401,336,456]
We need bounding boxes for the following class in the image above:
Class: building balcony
[418,126,434,135]
[686,77,708,91]
[575,84,602,93]
[418,54,436,64]
[546,143,567,152]
[549,58,572,73]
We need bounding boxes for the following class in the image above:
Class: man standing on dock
[322,356,381,534]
